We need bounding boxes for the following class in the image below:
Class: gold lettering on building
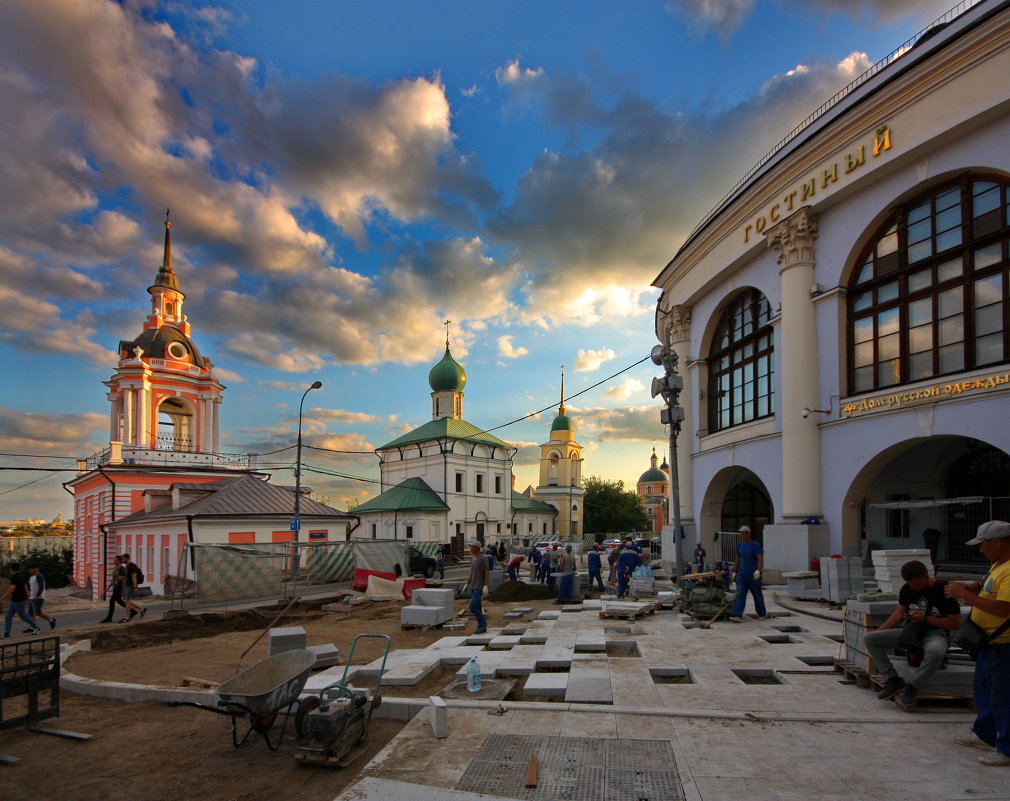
[873,126,892,157]
[743,126,895,243]
[842,371,1010,417]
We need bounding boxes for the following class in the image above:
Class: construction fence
[174,539,412,605]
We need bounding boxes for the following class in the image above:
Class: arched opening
[156,396,194,452]
[548,452,559,486]
[843,436,1010,570]
[699,467,774,565]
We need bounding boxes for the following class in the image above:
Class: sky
[0,0,960,521]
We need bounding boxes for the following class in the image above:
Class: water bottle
[465,656,482,692]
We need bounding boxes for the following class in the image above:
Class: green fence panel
[303,541,355,583]
[192,544,285,603]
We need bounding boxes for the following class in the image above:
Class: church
[65,216,351,598]
[351,337,574,548]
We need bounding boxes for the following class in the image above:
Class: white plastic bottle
[465,656,482,692]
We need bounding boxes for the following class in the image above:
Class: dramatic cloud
[497,336,529,358]
[604,377,645,402]
[575,349,616,372]
[307,408,384,425]
[0,408,106,453]
[491,50,876,327]
[571,404,665,442]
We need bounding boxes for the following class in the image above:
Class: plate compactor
[294,633,391,768]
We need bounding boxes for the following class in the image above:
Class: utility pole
[650,333,684,581]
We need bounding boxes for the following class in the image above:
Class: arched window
[849,176,1010,394]
[708,289,774,432]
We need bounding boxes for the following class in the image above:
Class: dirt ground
[0,587,566,801]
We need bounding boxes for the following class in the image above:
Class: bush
[2,547,73,589]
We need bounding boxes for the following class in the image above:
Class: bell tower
[103,212,225,459]
[533,367,585,536]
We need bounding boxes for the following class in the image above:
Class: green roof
[511,490,557,514]
[378,417,511,451]
[353,477,451,514]
[551,414,572,431]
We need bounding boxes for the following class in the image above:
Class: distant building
[652,0,1010,571]
[353,335,555,547]
[636,448,669,535]
[65,217,351,598]
[530,370,585,537]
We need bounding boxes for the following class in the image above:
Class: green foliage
[582,476,650,535]
[2,548,73,589]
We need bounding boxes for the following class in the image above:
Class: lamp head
[801,407,811,419]
[310,381,323,390]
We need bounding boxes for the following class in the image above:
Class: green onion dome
[428,347,467,392]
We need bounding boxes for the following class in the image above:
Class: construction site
[0,546,1005,801]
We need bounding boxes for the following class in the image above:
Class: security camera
[801,407,811,419]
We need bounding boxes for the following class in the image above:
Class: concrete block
[487,635,521,650]
[565,677,613,704]
[524,672,569,696]
[503,612,524,619]
[441,619,466,630]
[428,696,448,738]
[538,611,561,620]
[561,605,582,613]
[519,633,549,645]
[412,588,455,609]
[306,643,341,668]
[268,626,307,655]
[510,607,533,614]
[401,605,452,627]
[536,649,573,670]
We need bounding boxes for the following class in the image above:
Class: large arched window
[849,176,1010,394]
[707,289,775,432]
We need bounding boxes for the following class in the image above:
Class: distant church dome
[551,413,573,432]
[638,466,668,484]
[428,346,467,392]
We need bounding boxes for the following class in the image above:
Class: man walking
[2,562,40,637]
[728,525,768,622]
[466,540,490,635]
[865,560,961,709]
[946,520,1010,767]
[26,564,56,631]
[120,553,146,622]
[616,543,641,599]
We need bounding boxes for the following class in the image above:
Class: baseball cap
[738,525,751,533]
[467,540,482,549]
[966,520,1010,545]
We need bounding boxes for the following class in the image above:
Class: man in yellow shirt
[946,520,1010,767]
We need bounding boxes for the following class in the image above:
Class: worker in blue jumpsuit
[729,525,768,622]
[616,545,641,599]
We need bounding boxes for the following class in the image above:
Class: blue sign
[290,517,301,531]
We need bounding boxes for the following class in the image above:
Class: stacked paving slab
[401,588,456,627]
[871,549,932,592]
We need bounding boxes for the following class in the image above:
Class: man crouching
[864,559,961,709]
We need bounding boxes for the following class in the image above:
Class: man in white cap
[945,520,1010,767]
[728,525,768,622]
[465,541,490,635]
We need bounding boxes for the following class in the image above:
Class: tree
[582,476,649,535]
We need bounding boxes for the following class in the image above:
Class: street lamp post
[650,334,684,582]
[292,381,322,577]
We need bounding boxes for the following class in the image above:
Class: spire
[154,209,179,290]
[558,364,566,416]
[650,444,658,469]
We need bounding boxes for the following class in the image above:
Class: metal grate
[456,733,683,801]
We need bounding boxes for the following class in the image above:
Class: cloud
[0,408,106,453]
[604,377,645,401]
[497,335,528,358]
[574,348,616,372]
[570,404,665,442]
[211,366,245,383]
[490,51,875,327]
[495,60,544,86]
[308,408,384,424]
[672,0,953,38]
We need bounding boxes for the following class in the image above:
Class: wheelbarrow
[294,633,391,768]
[170,649,315,751]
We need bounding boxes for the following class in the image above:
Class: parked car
[534,540,556,554]
[408,547,436,578]
[600,539,622,551]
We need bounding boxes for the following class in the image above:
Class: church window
[646,485,652,494]
[455,473,463,493]
[405,525,413,539]
[476,473,485,494]
[496,523,501,534]
[371,523,377,539]
[494,475,502,494]
[707,289,775,431]
[165,302,175,316]
[528,523,533,533]
[848,176,1010,393]
[548,453,559,486]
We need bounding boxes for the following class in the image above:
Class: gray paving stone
[487,635,521,650]
[537,611,561,620]
[562,604,583,613]
[524,672,569,695]
[536,648,573,669]
[564,676,613,704]
[518,633,549,645]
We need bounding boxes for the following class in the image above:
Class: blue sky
[0,0,957,520]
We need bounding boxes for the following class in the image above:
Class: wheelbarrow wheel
[295,697,320,739]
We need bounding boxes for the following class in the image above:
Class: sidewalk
[330,590,1005,801]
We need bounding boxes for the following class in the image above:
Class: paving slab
[486,635,521,650]
[524,672,569,695]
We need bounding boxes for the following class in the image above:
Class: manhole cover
[441,678,514,700]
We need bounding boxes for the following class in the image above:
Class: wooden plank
[525,755,538,788]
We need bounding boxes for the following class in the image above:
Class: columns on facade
[766,207,822,520]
